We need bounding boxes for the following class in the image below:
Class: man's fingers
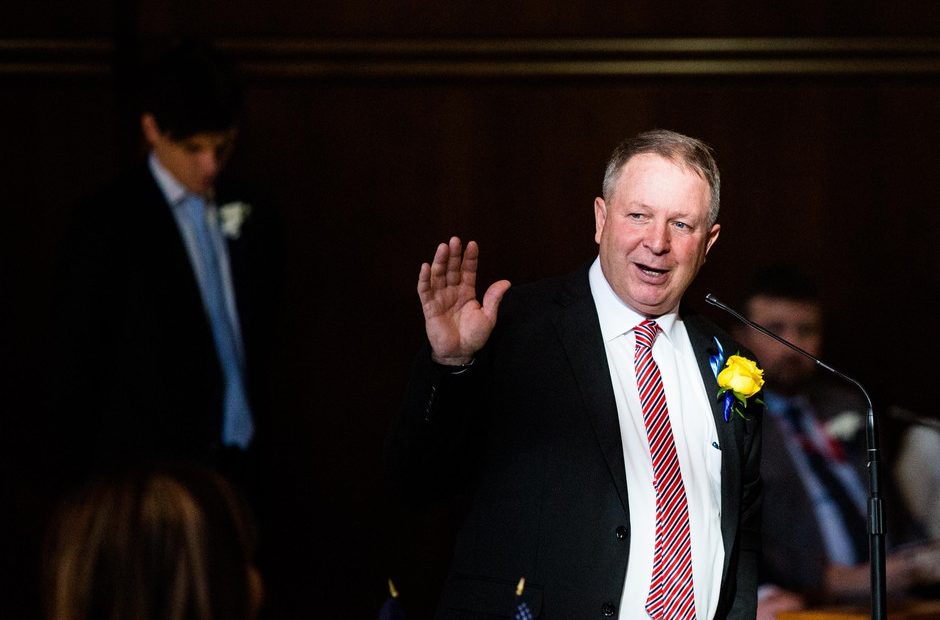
[428,242,450,290]
[418,236,485,311]
[460,240,480,288]
[481,279,512,320]
[445,236,463,286]
[417,262,431,295]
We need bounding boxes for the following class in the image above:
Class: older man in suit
[390,130,763,618]
[55,42,276,484]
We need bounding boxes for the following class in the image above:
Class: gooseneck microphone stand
[705,293,886,620]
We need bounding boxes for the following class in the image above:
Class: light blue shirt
[148,153,245,352]
[764,390,868,565]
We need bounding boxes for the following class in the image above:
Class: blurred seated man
[735,264,940,619]
[42,462,263,620]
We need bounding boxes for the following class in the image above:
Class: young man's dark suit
[55,163,276,474]
[391,266,763,618]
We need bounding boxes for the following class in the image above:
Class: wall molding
[3,37,939,78]
[0,39,112,76]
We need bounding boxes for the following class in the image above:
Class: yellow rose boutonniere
[717,354,765,421]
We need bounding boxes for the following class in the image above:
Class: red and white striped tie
[634,319,696,620]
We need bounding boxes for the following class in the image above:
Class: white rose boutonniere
[825,410,864,442]
[219,201,252,240]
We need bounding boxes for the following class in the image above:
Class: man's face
[740,295,822,391]
[594,153,720,317]
[141,113,237,195]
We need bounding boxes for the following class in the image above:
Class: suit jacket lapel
[683,311,742,586]
[543,270,749,570]
[139,167,207,308]
[137,166,219,354]
[550,268,629,517]
[214,190,253,343]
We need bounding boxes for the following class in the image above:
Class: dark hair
[743,263,820,305]
[138,41,243,140]
[43,462,258,620]
[602,129,721,225]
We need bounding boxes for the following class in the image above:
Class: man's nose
[644,222,670,254]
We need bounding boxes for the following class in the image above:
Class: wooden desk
[778,600,940,619]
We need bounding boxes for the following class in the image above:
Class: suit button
[601,602,616,617]
[615,525,628,540]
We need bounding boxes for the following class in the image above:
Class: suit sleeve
[385,342,488,503]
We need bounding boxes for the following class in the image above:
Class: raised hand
[417,237,511,365]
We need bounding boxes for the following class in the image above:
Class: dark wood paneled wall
[3,4,939,617]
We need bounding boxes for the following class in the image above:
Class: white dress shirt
[589,258,724,619]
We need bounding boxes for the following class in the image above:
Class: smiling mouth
[637,263,668,277]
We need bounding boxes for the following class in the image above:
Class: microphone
[705,292,887,620]
[704,293,864,392]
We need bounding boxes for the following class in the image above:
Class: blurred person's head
[737,263,822,394]
[43,462,262,620]
[139,41,242,195]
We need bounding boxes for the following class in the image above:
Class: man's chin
[627,281,681,315]
[633,293,678,316]
[184,181,215,195]
[630,299,677,318]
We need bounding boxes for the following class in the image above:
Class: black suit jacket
[54,163,277,473]
[390,266,762,619]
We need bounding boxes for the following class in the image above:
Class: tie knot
[634,319,659,349]
[182,192,206,210]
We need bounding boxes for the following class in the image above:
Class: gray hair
[601,129,721,226]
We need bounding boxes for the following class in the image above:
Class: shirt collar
[588,257,679,343]
[148,152,215,207]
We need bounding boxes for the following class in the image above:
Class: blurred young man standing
[55,42,277,487]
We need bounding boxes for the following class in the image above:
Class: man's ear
[140,113,161,146]
[594,197,607,245]
[704,223,721,255]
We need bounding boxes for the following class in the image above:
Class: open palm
[417,237,511,365]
